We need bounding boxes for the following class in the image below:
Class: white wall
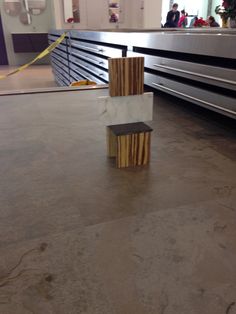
[0,0,55,66]
[126,0,141,28]
[86,0,109,29]
[143,0,162,28]
[52,0,133,30]
[129,0,162,29]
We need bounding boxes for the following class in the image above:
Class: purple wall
[0,14,8,65]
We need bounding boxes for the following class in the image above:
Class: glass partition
[63,0,80,23]
[3,0,46,24]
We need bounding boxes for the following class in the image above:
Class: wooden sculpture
[106,57,153,168]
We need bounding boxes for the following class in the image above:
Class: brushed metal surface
[69,56,109,81]
[69,65,106,84]
[69,68,85,81]
[51,59,69,74]
[52,48,68,60]
[63,29,236,59]
[69,40,123,58]
[145,72,236,119]
[127,51,236,91]
[51,52,68,66]
[152,82,236,119]
[48,29,236,116]
[70,49,109,69]
[129,32,236,59]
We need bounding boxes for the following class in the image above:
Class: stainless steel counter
[51,28,236,58]
[48,29,236,119]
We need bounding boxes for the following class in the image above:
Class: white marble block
[97,92,153,126]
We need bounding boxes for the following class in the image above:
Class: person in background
[178,10,188,28]
[207,16,220,27]
[164,3,180,28]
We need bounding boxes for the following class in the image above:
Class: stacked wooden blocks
[98,57,153,168]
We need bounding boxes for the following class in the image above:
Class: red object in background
[222,1,229,9]
[193,17,209,27]
[67,17,74,23]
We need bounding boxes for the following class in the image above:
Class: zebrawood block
[107,122,153,168]
[107,127,117,157]
[108,57,144,97]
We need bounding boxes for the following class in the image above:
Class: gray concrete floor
[0,88,235,314]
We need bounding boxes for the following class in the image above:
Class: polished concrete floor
[0,65,57,91]
[0,88,235,314]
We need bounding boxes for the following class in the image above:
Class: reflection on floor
[0,65,57,91]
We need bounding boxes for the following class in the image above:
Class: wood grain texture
[116,132,151,168]
[107,127,117,157]
[108,57,144,97]
[107,123,152,168]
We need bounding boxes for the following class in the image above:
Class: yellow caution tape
[0,32,67,80]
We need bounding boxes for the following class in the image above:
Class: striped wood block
[106,127,117,157]
[107,123,152,168]
[116,132,151,168]
[108,57,144,97]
